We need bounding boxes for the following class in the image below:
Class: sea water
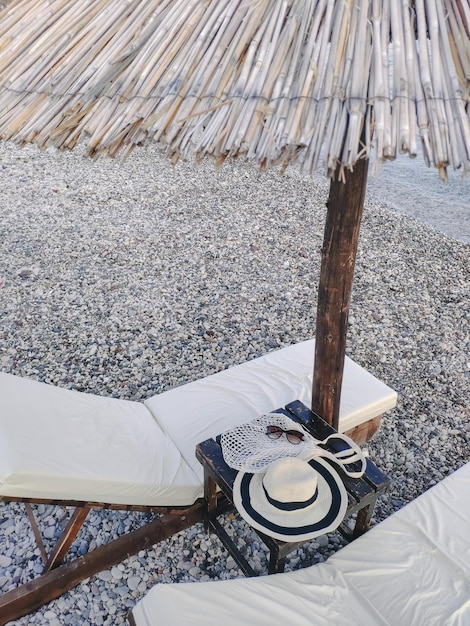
[366,152,470,244]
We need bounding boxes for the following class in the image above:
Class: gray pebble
[127,575,141,591]
[97,571,113,582]
[0,556,12,568]
[43,526,56,540]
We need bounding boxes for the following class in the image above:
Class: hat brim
[232,455,348,542]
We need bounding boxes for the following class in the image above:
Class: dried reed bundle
[0,0,468,179]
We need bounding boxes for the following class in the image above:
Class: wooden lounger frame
[0,495,206,625]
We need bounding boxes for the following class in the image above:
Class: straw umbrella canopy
[0,0,469,429]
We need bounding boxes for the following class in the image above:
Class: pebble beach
[0,141,469,625]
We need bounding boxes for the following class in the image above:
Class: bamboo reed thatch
[0,0,469,179]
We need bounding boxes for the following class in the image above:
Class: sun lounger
[0,340,396,506]
[129,461,470,626]
[143,340,397,481]
[0,340,397,622]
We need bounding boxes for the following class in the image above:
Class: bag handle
[308,433,367,478]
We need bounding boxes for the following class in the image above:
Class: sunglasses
[266,425,304,445]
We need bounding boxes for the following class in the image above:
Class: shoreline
[0,142,468,624]
[365,152,470,245]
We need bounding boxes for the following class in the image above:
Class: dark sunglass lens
[266,425,283,439]
[285,430,304,444]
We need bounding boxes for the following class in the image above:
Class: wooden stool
[196,400,390,576]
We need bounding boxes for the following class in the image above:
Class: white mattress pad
[0,341,396,506]
[145,340,397,479]
[0,373,201,505]
[131,461,470,626]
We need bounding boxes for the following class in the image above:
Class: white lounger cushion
[0,373,201,506]
[145,340,397,480]
[131,462,470,626]
[332,466,470,625]
[131,561,388,626]
[0,341,397,507]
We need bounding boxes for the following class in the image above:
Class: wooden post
[311,157,369,430]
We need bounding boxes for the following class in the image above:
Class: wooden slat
[0,502,204,626]
[0,496,191,514]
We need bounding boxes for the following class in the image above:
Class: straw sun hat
[220,413,365,541]
[233,455,348,542]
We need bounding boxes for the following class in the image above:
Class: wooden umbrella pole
[311,155,369,430]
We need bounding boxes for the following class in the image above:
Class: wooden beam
[311,158,369,429]
[0,502,204,625]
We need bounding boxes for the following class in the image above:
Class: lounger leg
[267,546,286,575]
[24,504,48,565]
[43,507,90,572]
[0,504,204,626]
[24,504,89,570]
[203,472,218,533]
[352,501,375,538]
